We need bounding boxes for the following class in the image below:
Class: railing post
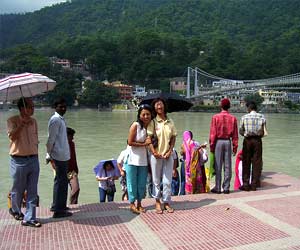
[187,67,190,98]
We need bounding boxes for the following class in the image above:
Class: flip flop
[164,205,174,213]
[155,208,163,214]
[9,208,24,221]
[137,206,146,213]
[130,205,140,215]
[155,203,163,214]
[21,220,42,228]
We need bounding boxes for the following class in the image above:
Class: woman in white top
[126,104,152,214]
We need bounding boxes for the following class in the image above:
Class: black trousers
[52,160,69,212]
[242,137,263,188]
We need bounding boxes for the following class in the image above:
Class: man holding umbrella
[7,97,41,227]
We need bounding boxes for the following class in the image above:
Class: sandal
[137,206,146,213]
[155,208,163,214]
[164,204,174,213]
[9,208,24,221]
[155,201,163,214]
[130,204,140,215]
[21,220,42,228]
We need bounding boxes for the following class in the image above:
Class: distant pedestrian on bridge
[209,98,238,194]
[239,101,267,191]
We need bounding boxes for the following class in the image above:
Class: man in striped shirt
[239,101,266,191]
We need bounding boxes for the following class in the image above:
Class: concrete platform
[1,172,300,250]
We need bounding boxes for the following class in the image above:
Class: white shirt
[96,168,115,189]
[117,146,130,170]
[46,112,70,161]
[127,122,148,166]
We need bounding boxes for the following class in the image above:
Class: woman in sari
[234,150,249,191]
[181,131,207,194]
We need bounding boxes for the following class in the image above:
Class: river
[0,109,299,208]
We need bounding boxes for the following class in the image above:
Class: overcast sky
[0,0,67,14]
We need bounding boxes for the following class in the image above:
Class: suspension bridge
[186,67,300,99]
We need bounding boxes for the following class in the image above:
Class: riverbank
[1,172,300,250]
[1,102,299,113]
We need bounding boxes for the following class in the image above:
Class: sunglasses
[138,104,152,110]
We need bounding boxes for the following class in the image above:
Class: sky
[0,0,67,14]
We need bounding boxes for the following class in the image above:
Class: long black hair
[103,160,115,170]
[136,104,153,129]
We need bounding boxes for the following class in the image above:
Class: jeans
[179,160,186,195]
[52,160,69,212]
[10,155,39,222]
[171,170,180,196]
[150,155,173,203]
[99,187,114,202]
[125,164,148,203]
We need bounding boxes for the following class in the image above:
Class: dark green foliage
[1,0,300,100]
[1,0,299,80]
[79,80,119,106]
[244,93,264,109]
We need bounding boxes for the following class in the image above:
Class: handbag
[149,120,158,148]
[106,182,116,195]
[105,169,116,195]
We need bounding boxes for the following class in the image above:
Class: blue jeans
[150,155,173,203]
[99,187,114,202]
[52,160,69,212]
[10,155,39,222]
[179,161,186,195]
[171,169,180,196]
[125,164,148,203]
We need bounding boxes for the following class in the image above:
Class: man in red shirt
[209,98,238,194]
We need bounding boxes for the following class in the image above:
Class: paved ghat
[1,172,300,250]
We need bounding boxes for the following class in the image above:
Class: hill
[1,0,300,50]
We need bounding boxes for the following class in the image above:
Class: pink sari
[183,131,206,194]
[234,150,243,190]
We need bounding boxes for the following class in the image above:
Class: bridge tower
[186,67,200,98]
[186,67,191,98]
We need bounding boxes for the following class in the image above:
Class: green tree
[79,80,119,106]
[0,44,52,74]
[244,93,264,109]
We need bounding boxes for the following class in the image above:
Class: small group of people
[209,98,267,194]
[6,94,266,227]
[104,98,177,214]
[94,97,267,217]
[7,97,80,228]
[105,97,209,214]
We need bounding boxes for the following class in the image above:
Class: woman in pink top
[181,131,207,194]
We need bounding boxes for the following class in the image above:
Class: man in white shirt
[46,98,72,218]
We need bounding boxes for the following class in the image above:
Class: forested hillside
[1,0,300,49]
[1,0,300,87]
